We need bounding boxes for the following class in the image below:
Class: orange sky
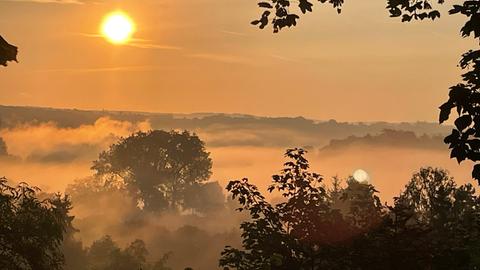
[0,0,475,121]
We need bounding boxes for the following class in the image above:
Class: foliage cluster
[63,235,175,270]
[221,148,480,270]
[0,178,72,270]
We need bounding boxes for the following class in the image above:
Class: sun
[101,11,135,44]
[353,169,370,183]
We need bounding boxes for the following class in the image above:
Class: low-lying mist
[0,114,473,269]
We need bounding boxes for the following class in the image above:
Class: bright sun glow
[353,169,370,183]
[101,11,135,44]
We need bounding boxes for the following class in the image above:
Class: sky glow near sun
[101,11,135,44]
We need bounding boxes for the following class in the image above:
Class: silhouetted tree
[349,167,480,269]
[92,130,212,212]
[0,137,7,156]
[0,178,72,270]
[87,236,145,270]
[183,181,226,214]
[338,177,384,231]
[87,235,122,270]
[396,167,480,269]
[62,233,88,270]
[220,148,356,269]
[221,149,480,269]
[121,239,149,270]
[151,252,173,270]
[86,235,173,270]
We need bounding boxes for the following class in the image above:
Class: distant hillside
[0,105,451,148]
[320,129,446,153]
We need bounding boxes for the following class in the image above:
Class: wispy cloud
[221,30,248,37]
[188,53,252,64]
[270,54,301,63]
[77,33,182,50]
[77,33,102,38]
[35,65,163,73]
[4,0,86,3]
[128,38,181,50]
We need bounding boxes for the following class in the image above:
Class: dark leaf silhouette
[0,35,18,67]
[299,0,313,13]
[258,2,273,8]
[454,115,472,131]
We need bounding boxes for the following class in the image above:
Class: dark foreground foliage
[0,36,17,67]
[0,178,72,270]
[221,148,480,270]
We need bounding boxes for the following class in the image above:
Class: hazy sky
[0,0,475,121]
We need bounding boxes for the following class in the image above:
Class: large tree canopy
[0,36,17,67]
[0,178,72,270]
[91,130,212,212]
